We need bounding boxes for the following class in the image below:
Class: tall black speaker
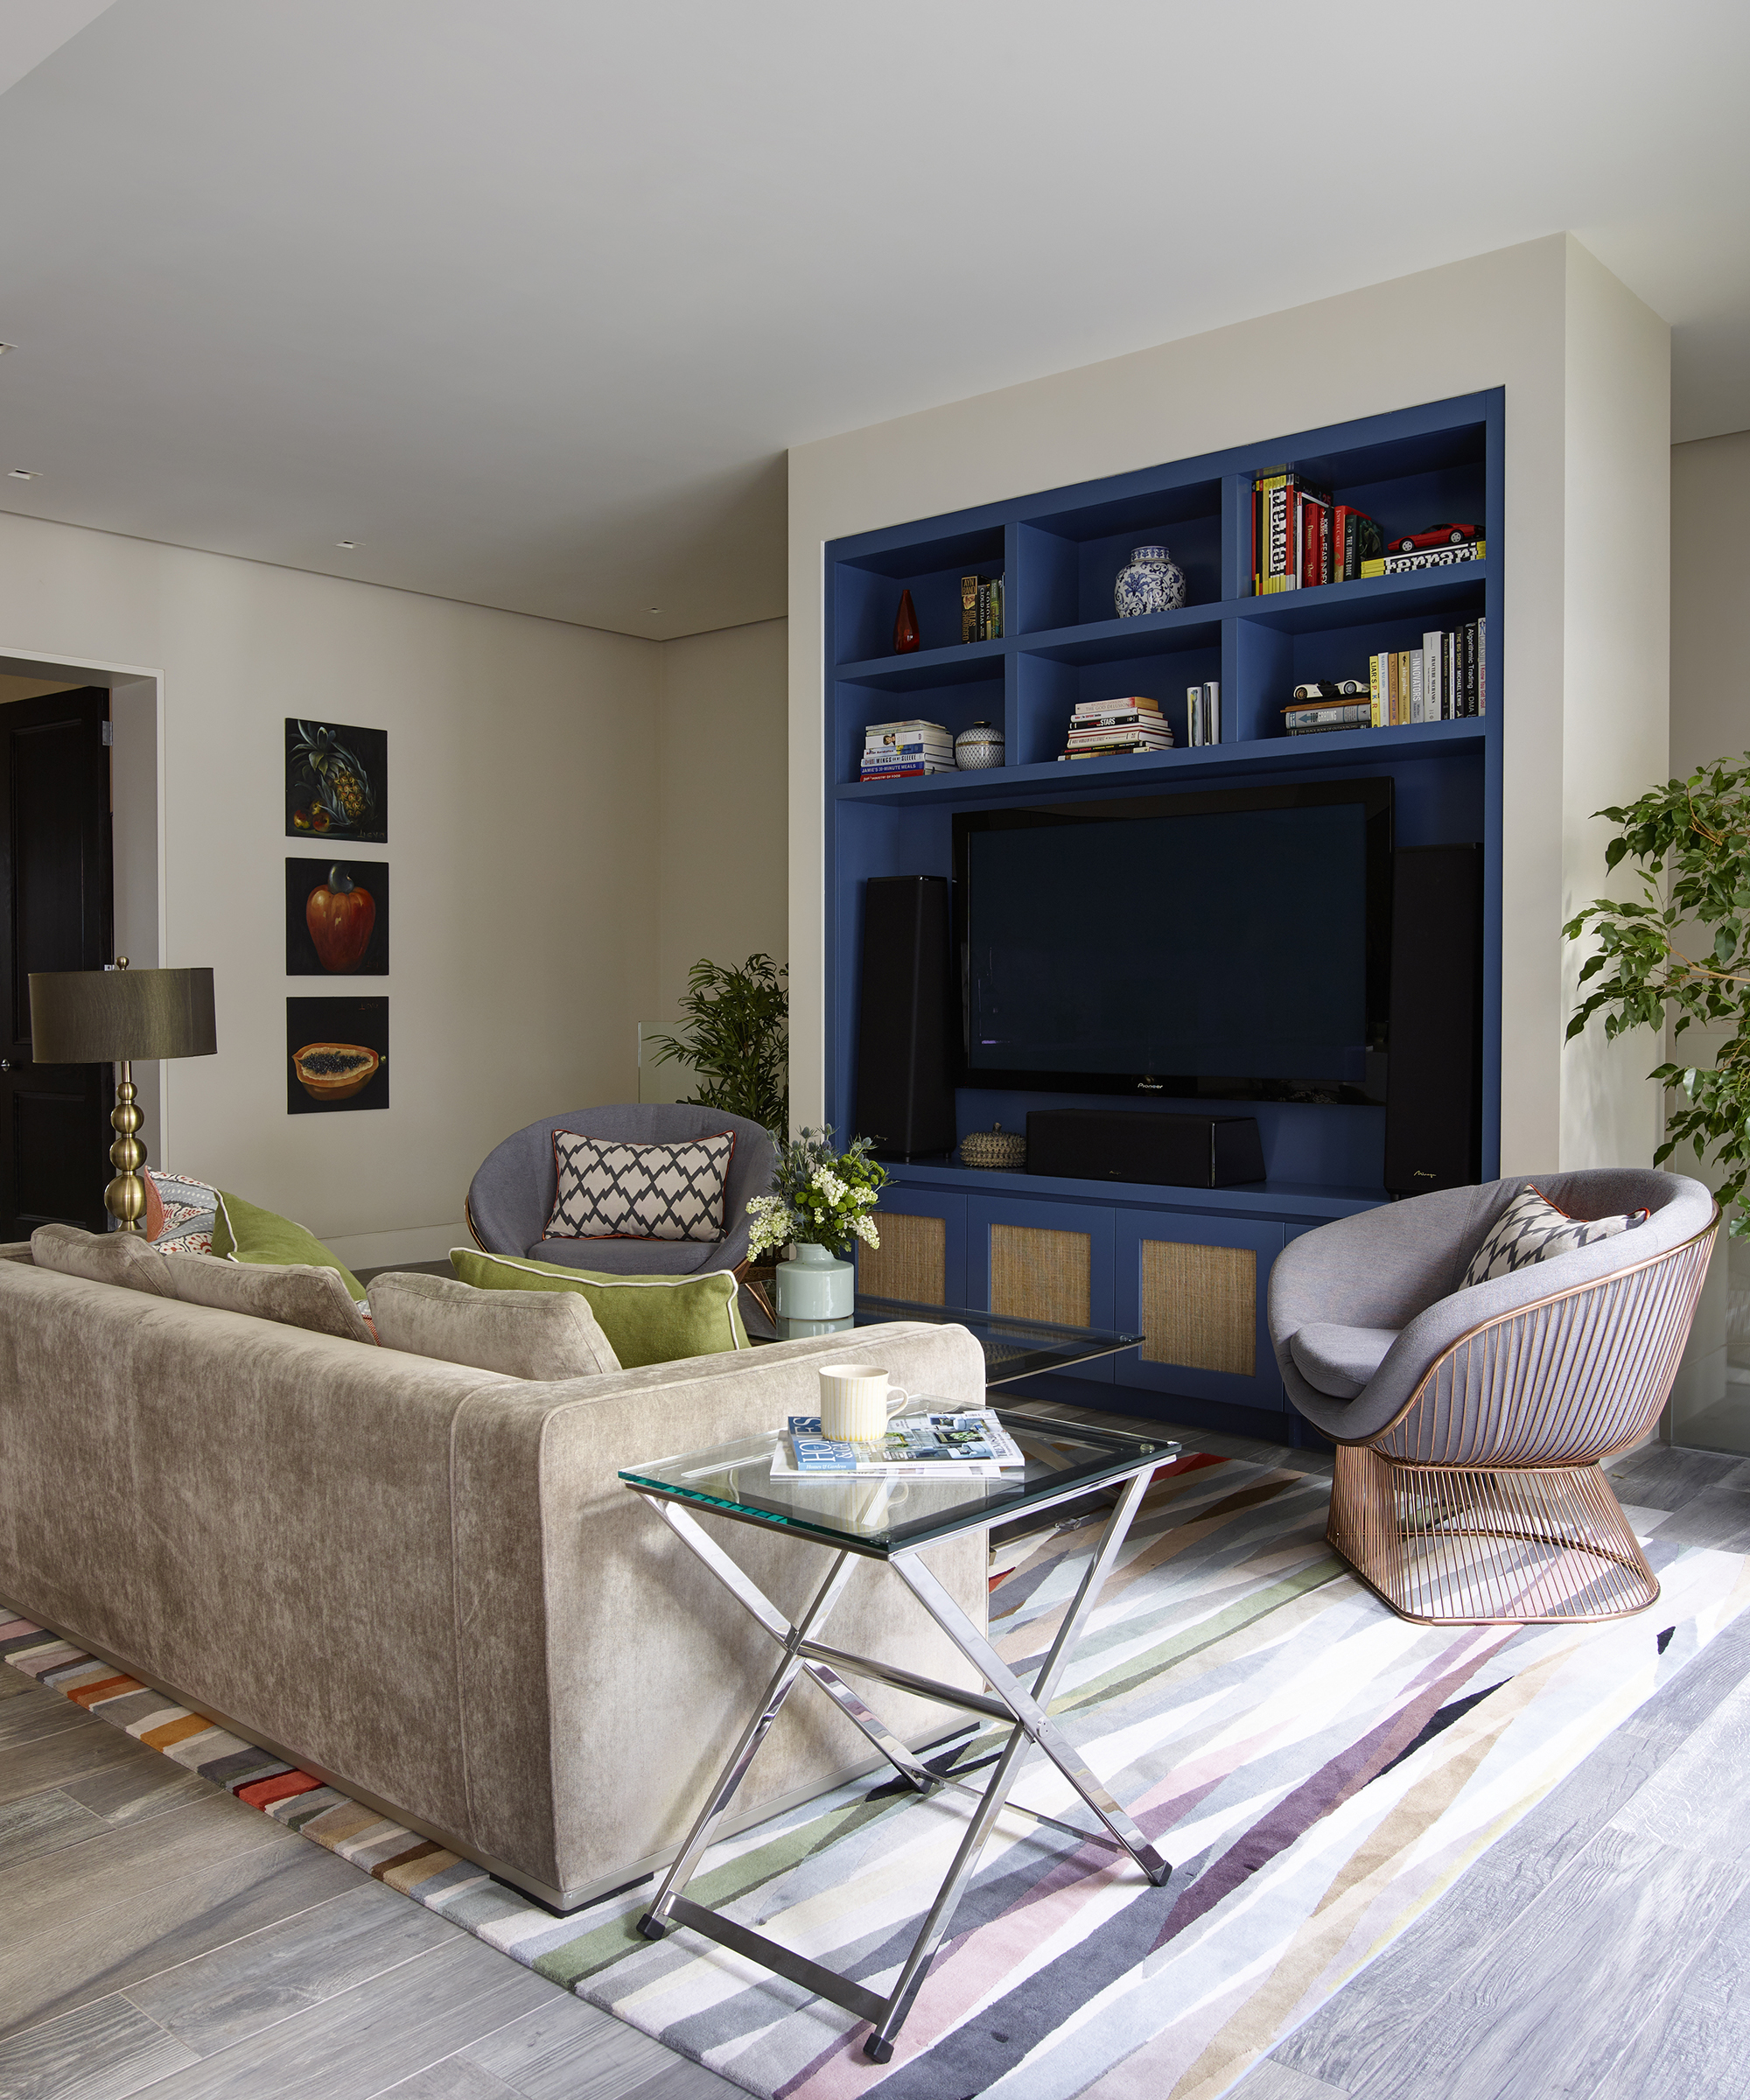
[855,875,956,1160]
[1384,844,1483,1195]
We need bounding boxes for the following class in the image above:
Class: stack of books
[960,574,1005,642]
[1368,619,1487,724]
[859,718,956,780]
[1058,696,1174,761]
[1254,471,1383,592]
[1283,680,1370,736]
[1360,538,1484,579]
[1186,681,1222,746]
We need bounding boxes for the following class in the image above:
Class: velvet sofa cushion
[212,1188,368,1301]
[31,1223,177,1297]
[371,1270,621,1380]
[161,1250,377,1344]
[1288,1321,1400,1401]
[451,1247,748,1368]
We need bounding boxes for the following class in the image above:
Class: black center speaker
[1383,844,1483,1194]
[855,875,956,1160]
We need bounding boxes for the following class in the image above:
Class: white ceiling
[0,0,1745,641]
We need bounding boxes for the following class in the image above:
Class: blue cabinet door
[1112,1209,1286,1412]
[965,1193,1118,1384]
[856,1192,969,1309]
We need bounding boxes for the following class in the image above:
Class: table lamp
[27,957,218,1231]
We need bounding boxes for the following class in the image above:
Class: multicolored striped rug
[8,1451,1747,2100]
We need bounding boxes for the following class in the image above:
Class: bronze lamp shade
[28,960,217,1230]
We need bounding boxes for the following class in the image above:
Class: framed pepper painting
[286,858,388,976]
[287,996,389,1115]
[284,719,388,843]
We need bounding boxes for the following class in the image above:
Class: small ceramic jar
[1114,546,1186,619]
[955,720,1005,770]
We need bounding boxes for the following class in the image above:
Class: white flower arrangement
[746,1126,889,1262]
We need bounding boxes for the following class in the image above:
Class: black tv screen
[954,780,1393,1102]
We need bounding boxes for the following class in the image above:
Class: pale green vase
[775,1240,856,1322]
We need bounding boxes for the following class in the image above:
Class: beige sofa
[0,1247,989,1908]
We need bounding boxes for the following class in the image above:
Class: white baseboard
[324,1222,468,1270]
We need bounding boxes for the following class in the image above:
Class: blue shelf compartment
[1014,472,1223,634]
[1234,564,1492,746]
[1016,606,1223,764]
[833,649,1012,790]
[1229,403,1490,598]
[832,521,1012,666]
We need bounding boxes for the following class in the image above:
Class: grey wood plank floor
[4,1427,1744,2100]
[0,1668,737,2100]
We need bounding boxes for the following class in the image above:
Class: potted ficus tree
[1564,753,1750,1231]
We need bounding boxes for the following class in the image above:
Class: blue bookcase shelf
[821,388,1504,1433]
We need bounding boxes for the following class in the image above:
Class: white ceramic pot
[774,1241,857,1322]
[955,720,1005,770]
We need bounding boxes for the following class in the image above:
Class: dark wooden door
[0,688,115,1239]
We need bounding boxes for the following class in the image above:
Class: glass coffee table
[776,1293,1144,1389]
[620,1409,1180,2062]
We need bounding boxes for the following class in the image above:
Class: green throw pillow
[212,1190,368,1303]
[449,1249,747,1368]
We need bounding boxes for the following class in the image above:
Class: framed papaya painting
[287,997,389,1115]
[286,858,388,976]
[285,720,387,843]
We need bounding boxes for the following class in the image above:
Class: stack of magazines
[771,1407,1027,1479]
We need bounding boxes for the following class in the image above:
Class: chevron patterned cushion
[545,1129,735,1242]
[1462,1181,1648,1288]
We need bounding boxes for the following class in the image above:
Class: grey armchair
[466,1104,777,1278]
[1268,1169,1718,1625]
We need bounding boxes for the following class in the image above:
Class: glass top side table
[620,1410,1180,2061]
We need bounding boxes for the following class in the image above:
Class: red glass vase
[892,589,920,654]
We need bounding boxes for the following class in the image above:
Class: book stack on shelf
[1253,469,1386,592]
[1058,696,1175,761]
[961,574,1005,642]
[1186,681,1222,746]
[1368,618,1486,724]
[860,718,956,781]
[1362,536,1484,578]
[1283,680,1370,737]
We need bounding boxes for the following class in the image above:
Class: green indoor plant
[745,1126,888,1324]
[1564,753,1750,1234]
[646,954,788,1136]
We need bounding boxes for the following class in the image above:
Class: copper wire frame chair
[1271,1174,1718,1626]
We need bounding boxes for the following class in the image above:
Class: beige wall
[653,618,788,1021]
[1665,428,1750,1440]
[788,233,1673,1179]
[0,510,662,1257]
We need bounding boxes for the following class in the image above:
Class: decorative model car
[1390,522,1479,555]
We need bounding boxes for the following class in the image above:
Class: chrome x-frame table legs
[629,1467,1172,2063]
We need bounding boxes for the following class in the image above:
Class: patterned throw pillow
[144,1168,218,1256]
[1462,1183,1649,1288]
[545,1130,735,1242]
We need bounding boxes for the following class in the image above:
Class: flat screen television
[953,779,1393,1103]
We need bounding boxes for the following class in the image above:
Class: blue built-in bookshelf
[823,389,1503,1438]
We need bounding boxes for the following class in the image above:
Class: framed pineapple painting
[284,720,387,843]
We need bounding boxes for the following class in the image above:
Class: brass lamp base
[104,1057,147,1232]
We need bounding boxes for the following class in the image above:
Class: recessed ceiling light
[335,540,356,549]
[8,468,38,480]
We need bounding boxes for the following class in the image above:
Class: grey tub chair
[466,1104,777,1277]
[1268,1169,1718,1624]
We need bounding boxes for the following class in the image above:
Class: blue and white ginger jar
[1114,545,1186,619]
